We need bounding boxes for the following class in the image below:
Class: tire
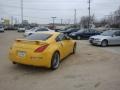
[51,52,60,70]
[77,36,81,40]
[12,62,16,64]
[101,40,108,47]
[72,43,76,54]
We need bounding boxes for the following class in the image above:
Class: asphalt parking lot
[0,31,120,90]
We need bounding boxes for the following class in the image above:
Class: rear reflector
[34,44,49,53]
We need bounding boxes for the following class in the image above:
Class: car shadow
[90,44,120,48]
[11,63,53,75]
[9,52,78,74]
[107,45,120,47]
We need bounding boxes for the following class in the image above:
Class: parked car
[60,28,80,35]
[0,25,4,32]
[89,30,120,47]
[5,25,17,30]
[69,29,101,40]
[24,27,54,37]
[18,26,26,32]
[9,32,76,70]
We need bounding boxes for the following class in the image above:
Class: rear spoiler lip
[15,39,48,44]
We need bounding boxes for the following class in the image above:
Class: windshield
[101,30,115,36]
[66,28,74,32]
[78,30,85,33]
[26,33,52,40]
[30,27,39,31]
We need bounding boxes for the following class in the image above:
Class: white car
[0,26,4,32]
[24,27,54,37]
[18,27,26,32]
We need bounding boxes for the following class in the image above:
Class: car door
[88,29,94,37]
[64,35,74,54]
[36,28,48,32]
[56,34,69,59]
[89,29,98,36]
[114,31,120,44]
[83,30,90,38]
[109,31,120,45]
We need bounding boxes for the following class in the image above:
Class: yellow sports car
[9,32,76,70]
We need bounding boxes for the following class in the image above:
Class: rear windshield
[26,33,52,40]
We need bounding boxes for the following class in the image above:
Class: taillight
[34,44,49,53]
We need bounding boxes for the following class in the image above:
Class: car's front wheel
[101,40,108,47]
[12,61,17,64]
[51,52,60,70]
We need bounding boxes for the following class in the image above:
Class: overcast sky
[0,0,120,24]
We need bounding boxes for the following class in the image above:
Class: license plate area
[17,51,26,57]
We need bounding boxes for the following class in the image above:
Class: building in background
[1,18,10,26]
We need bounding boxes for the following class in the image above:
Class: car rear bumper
[9,51,52,68]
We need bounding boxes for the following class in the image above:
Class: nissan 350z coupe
[9,32,76,70]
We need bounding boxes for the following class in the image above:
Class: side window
[56,34,65,42]
[41,29,48,31]
[36,29,41,32]
[115,31,120,36]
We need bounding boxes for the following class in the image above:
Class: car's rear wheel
[77,36,81,40]
[51,52,60,70]
[101,40,108,47]
[12,61,16,64]
[72,43,76,54]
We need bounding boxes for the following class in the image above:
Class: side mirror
[56,38,61,42]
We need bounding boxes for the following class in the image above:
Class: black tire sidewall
[101,40,108,47]
[51,52,60,70]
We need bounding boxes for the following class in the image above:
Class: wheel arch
[102,39,108,43]
[101,39,109,47]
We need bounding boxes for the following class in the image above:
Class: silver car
[89,30,120,47]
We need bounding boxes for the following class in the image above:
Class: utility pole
[15,18,18,24]
[11,16,13,25]
[88,0,91,29]
[74,9,77,26]
[21,0,23,24]
[51,17,56,30]
[61,19,63,25]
